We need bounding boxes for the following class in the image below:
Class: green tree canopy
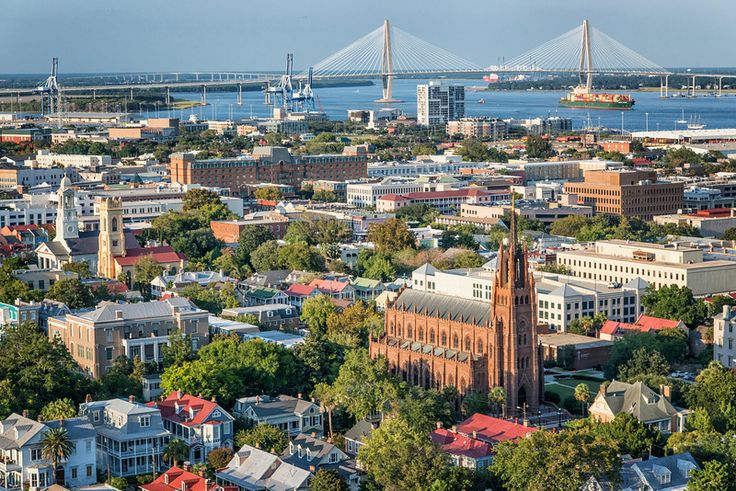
[300,295,337,337]
[61,261,91,278]
[45,278,95,309]
[358,416,447,491]
[235,424,288,453]
[250,241,283,272]
[183,188,222,212]
[525,135,555,159]
[254,187,283,201]
[181,283,239,315]
[642,284,708,329]
[689,460,735,491]
[367,219,416,255]
[39,398,78,421]
[685,361,736,433]
[395,204,440,226]
[207,447,234,470]
[310,469,348,491]
[236,225,275,267]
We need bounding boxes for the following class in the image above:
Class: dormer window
[93,411,100,422]
[139,416,150,428]
[298,446,303,458]
[289,442,295,455]
[328,452,338,464]
[306,449,312,461]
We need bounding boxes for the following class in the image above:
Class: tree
[328,348,398,421]
[162,329,194,368]
[149,211,205,244]
[455,138,508,163]
[325,301,382,349]
[550,215,593,238]
[164,438,189,467]
[45,278,95,309]
[170,229,221,263]
[62,260,91,278]
[450,250,485,269]
[161,336,304,408]
[567,313,607,337]
[722,227,736,241]
[300,295,337,337]
[254,187,283,201]
[439,224,479,250]
[491,428,620,491]
[277,242,325,272]
[689,460,735,491]
[358,417,447,491]
[617,347,670,387]
[183,188,222,212]
[294,333,344,391]
[360,253,396,282]
[250,241,283,272]
[367,219,416,255]
[685,361,736,433]
[310,469,348,491]
[394,387,455,433]
[0,323,94,419]
[489,386,507,417]
[181,283,239,315]
[108,477,128,490]
[312,382,339,439]
[641,284,708,329]
[96,355,144,400]
[236,225,275,267]
[133,256,164,297]
[709,294,736,317]
[592,413,656,459]
[605,331,688,380]
[41,427,74,484]
[525,135,555,159]
[207,447,233,470]
[235,424,288,453]
[574,383,591,415]
[395,204,440,226]
[40,398,78,421]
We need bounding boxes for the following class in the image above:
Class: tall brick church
[370,207,542,413]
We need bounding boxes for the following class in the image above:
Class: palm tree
[312,383,337,440]
[163,438,189,467]
[41,427,74,484]
[488,387,507,417]
[574,383,592,416]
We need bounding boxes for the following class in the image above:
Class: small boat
[478,98,486,104]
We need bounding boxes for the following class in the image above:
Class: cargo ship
[560,86,634,110]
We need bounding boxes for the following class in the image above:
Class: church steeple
[55,177,79,247]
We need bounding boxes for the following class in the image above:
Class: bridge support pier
[375,19,402,103]
[166,87,171,106]
[92,89,96,100]
[201,85,207,106]
[237,84,243,105]
[691,76,697,98]
[659,75,669,98]
[130,87,134,100]
[718,77,723,97]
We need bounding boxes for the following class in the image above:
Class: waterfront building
[446,118,508,140]
[417,81,465,126]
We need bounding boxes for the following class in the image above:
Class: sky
[1,0,733,74]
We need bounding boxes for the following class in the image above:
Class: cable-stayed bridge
[3,19,735,105]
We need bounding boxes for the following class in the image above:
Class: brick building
[170,146,367,195]
[564,169,684,220]
[370,207,542,413]
[210,213,290,244]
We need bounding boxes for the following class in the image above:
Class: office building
[417,81,465,126]
[564,169,684,220]
[556,239,736,296]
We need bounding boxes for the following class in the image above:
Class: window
[31,448,42,461]
[105,347,114,361]
[86,465,93,477]
[139,416,150,427]
[71,467,78,479]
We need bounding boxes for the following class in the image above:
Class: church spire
[509,192,518,250]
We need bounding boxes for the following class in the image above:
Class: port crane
[264,54,316,112]
[34,57,60,116]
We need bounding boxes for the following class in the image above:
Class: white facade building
[417,81,465,126]
[714,305,736,368]
[33,150,112,169]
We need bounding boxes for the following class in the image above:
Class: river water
[146,78,736,132]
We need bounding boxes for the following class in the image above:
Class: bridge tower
[578,19,593,90]
[375,19,402,103]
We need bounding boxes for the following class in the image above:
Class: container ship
[560,86,634,110]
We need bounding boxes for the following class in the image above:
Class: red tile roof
[310,278,351,293]
[693,208,733,218]
[114,246,186,267]
[430,428,493,460]
[601,314,684,336]
[456,413,537,444]
[285,283,316,296]
[147,392,220,427]
[141,466,233,491]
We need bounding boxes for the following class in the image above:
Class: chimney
[128,395,136,404]
[183,461,192,472]
[472,430,477,439]
[21,410,27,418]
[724,304,732,320]
[435,421,442,430]
[211,396,216,403]
[660,385,672,400]
[85,394,93,403]
[311,431,316,438]
[450,425,457,433]
[297,393,302,399]
[115,310,123,320]
[309,465,316,473]
[177,390,183,400]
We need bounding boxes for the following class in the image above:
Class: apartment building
[367,158,489,178]
[460,200,593,228]
[48,297,209,377]
[556,239,736,296]
[33,150,112,169]
[563,169,684,220]
[170,147,367,195]
[376,188,503,213]
[346,178,426,208]
[80,397,169,477]
[0,164,79,191]
[506,159,621,183]
[446,118,508,140]
[417,81,464,126]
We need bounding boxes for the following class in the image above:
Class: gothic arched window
[477,339,483,354]
[441,331,447,346]
[453,334,459,349]
[111,217,118,232]
[465,336,471,351]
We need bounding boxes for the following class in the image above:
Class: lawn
[545,376,603,401]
